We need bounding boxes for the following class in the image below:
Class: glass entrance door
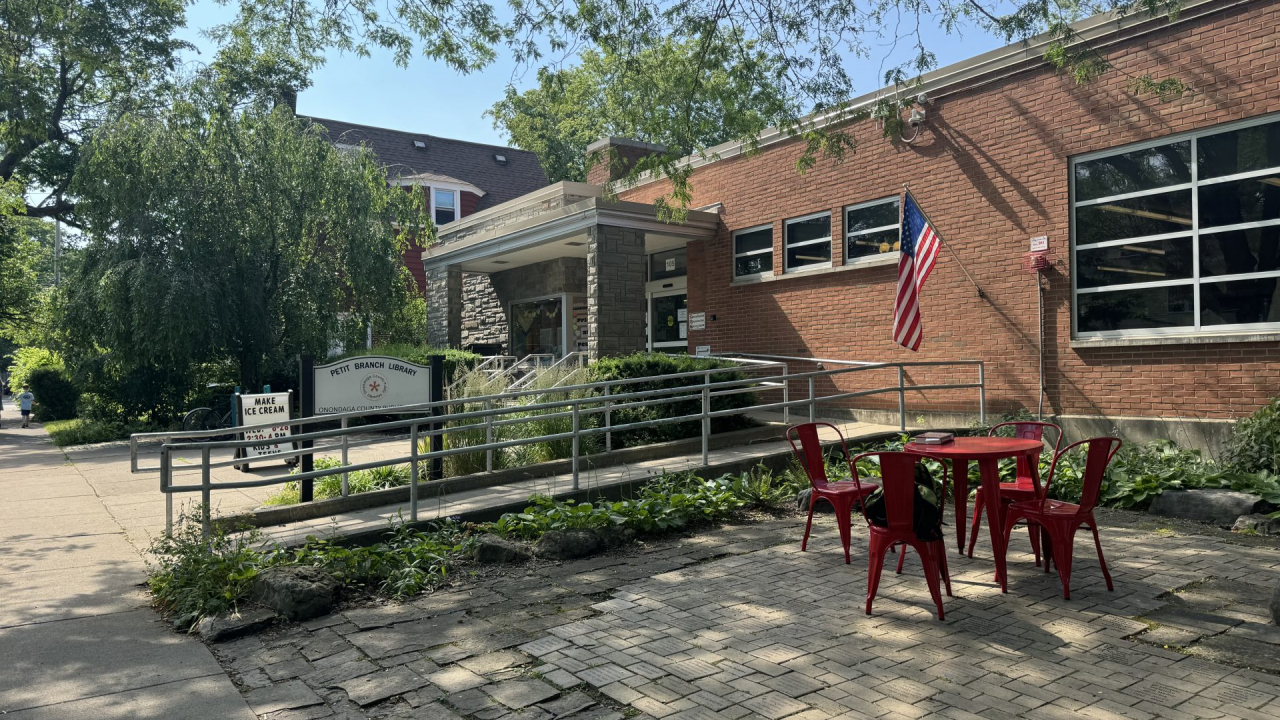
[648,291,687,351]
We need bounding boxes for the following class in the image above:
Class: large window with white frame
[733,225,773,277]
[433,188,457,226]
[1072,115,1280,337]
[784,212,831,273]
[845,197,901,262]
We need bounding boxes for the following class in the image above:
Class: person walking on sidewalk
[17,384,35,428]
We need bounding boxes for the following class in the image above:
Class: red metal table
[904,436,1044,592]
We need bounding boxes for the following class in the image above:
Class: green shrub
[44,417,161,445]
[287,521,467,599]
[726,463,808,507]
[489,470,744,540]
[264,457,412,505]
[1225,398,1280,475]
[147,512,468,628]
[147,509,266,629]
[27,366,78,421]
[591,353,757,448]
[442,370,511,476]
[5,346,62,390]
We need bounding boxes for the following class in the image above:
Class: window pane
[435,207,456,225]
[734,228,772,255]
[649,248,687,280]
[786,215,831,245]
[1198,120,1280,179]
[735,255,773,276]
[847,228,900,260]
[1075,142,1191,201]
[1075,190,1192,244]
[1200,227,1280,277]
[846,200,899,234]
[650,294,687,344]
[785,240,831,270]
[1077,285,1194,333]
[434,189,456,209]
[1197,171,1280,229]
[1201,278,1280,326]
[1076,239,1193,289]
[509,297,564,356]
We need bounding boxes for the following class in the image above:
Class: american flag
[893,191,942,351]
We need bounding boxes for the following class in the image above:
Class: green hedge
[591,353,758,448]
[332,344,481,384]
[28,367,78,421]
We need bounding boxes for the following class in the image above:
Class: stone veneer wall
[425,266,461,348]
[459,258,590,352]
[461,272,505,349]
[586,225,647,360]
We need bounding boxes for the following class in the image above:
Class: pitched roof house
[304,116,548,294]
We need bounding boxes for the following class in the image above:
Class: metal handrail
[447,355,517,392]
[142,355,985,537]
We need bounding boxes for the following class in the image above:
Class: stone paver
[203,510,1280,720]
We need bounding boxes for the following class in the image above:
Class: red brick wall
[619,0,1280,420]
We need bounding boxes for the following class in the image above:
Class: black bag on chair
[861,463,945,541]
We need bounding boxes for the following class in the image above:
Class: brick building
[423,0,1280,447]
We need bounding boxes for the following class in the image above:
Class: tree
[0,210,54,336]
[217,0,1186,213]
[64,103,428,418]
[0,0,189,223]
[490,35,792,182]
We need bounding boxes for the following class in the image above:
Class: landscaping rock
[534,530,601,560]
[474,534,533,564]
[1232,513,1280,535]
[253,565,339,621]
[594,525,636,549]
[795,488,833,514]
[1148,489,1268,527]
[195,606,277,642]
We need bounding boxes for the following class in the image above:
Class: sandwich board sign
[311,356,432,414]
[237,391,294,465]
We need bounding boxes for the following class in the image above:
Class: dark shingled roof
[302,116,548,210]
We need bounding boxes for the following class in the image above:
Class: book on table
[914,431,955,445]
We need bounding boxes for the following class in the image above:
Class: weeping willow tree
[63,101,428,419]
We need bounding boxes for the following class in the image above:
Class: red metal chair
[1001,437,1121,600]
[851,451,952,620]
[967,421,1063,565]
[787,423,879,564]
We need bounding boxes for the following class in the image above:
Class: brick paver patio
[210,511,1280,720]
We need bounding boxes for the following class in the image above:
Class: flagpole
[903,185,985,299]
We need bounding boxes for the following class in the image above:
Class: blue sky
[181,2,1014,148]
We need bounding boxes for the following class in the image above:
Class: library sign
[312,356,432,414]
[238,391,293,460]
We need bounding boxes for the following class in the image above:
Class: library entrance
[647,247,688,352]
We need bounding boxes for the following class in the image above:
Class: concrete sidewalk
[0,422,255,719]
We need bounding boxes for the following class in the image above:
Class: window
[733,225,773,277]
[784,212,832,272]
[433,189,457,226]
[649,248,687,280]
[845,197,900,262]
[509,296,565,357]
[1072,115,1280,336]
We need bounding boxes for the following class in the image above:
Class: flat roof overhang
[424,195,721,273]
